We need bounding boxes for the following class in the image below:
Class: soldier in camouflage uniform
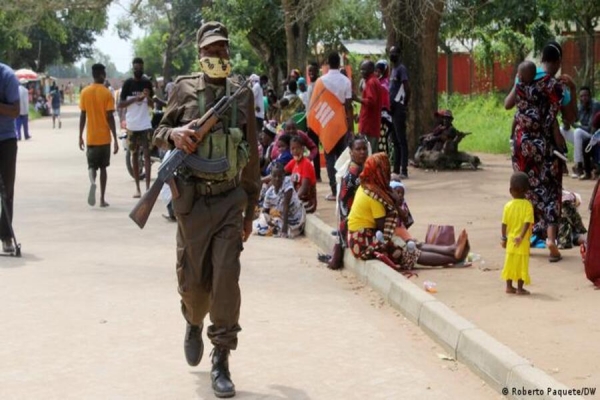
[153,21,260,398]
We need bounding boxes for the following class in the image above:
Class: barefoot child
[501,172,534,294]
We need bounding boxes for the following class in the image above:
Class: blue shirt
[0,63,19,141]
[49,88,61,108]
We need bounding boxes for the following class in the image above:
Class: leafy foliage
[0,1,109,71]
[308,0,384,57]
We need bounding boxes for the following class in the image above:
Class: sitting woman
[256,162,306,238]
[347,153,470,272]
[328,135,369,269]
[285,136,317,213]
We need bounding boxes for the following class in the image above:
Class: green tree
[380,0,446,156]
[204,0,287,92]
[308,0,384,60]
[1,1,110,71]
[441,0,556,79]
[119,0,203,81]
[551,2,600,90]
[281,0,329,73]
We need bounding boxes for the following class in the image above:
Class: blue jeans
[15,115,30,140]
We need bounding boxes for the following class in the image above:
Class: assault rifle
[129,78,250,229]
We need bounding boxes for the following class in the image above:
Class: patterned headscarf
[359,153,399,239]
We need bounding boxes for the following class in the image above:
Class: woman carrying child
[347,153,470,272]
[504,42,577,262]
[285,136,317,213]
[258,163,306,238]
[501,172,534,295]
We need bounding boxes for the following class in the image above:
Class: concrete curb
[305,214,582,400]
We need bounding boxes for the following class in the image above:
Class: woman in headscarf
[347,153,470,271]
[504,41,577,262]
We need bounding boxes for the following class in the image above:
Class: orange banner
[307,79,348,153]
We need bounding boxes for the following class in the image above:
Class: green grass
[28,105,42,121]
[438,93,513,154]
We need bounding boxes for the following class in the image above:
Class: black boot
[211,347,235,398]
[184,323,203,366]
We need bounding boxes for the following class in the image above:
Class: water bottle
[423,280,437,293]
[375,230,384,243]
[406,240,416,253]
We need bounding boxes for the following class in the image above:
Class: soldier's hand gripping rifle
[129,79,250,229]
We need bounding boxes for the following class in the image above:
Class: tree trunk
[282,0,310,75]
[439,40,453,95]
[381,0,445,157]
[584,17,595,90]
[247,31,285,95]
[162,40,173,83]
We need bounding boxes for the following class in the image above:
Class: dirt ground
[314,154,599,392]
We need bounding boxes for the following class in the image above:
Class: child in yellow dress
[501,172,534,295]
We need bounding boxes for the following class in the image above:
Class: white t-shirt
[18,86,29,116]
[125,97,152,131]
[252,81,264,119]
[319,69,352,104]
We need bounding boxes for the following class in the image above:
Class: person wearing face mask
[153,21,260,398]
[118,57,154,198]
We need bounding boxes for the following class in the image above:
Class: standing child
[286,136,317,213]
[501,172,534,295]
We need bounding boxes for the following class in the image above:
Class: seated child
[256,163,306,238]
[285,136,317,213]
[390,181,414,242]
[265,133,293,177]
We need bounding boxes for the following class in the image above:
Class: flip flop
[549,254,562,263]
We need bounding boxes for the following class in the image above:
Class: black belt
[189,175,241,197]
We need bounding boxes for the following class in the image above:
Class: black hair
[541,41,562,63]
[579,86,591,94]
[328,52,341,69]
[290,136,304,146]
[288,80,297,92]
[309,61,318,68]
[91,63,106,79]
[132,57,144,65]
[510,172,530,193]
[260,75,268,83]
[277,133,291,147]
[348,134,368,149]
[271,161,285,174]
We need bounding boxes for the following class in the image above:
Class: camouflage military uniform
[154,73,260,350]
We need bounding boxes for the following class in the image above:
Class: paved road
[0,106,499,399]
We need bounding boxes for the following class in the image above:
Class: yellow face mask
[199,57,231,78]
